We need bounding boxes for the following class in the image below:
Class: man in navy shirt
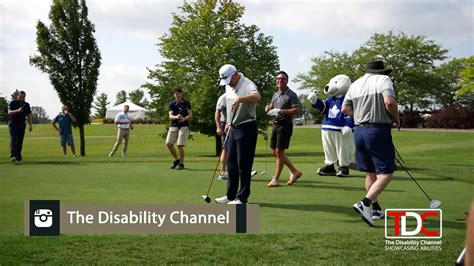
[166,87,192,170]
[8,90,32,163]
[52,105,77,157]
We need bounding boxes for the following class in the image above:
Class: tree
[93,93,109,118]
[143,0,279,142]
[31,106,50,124]
[128,89,146,107]
[354,31,448,111]
[30,0,101,156]
[455,56,474,96]
[297,31,449,112]
[0,97,8,123]
[115,90,127,105]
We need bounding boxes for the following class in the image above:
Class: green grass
[1,124,472,264]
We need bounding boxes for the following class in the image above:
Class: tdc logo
[385,209,442,239]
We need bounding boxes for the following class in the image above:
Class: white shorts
[166,126,189,146]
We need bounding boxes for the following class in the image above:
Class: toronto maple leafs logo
[328,105,340,119]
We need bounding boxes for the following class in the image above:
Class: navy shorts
[354,126,395,174]
[60,133,74,146]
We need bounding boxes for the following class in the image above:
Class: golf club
[260,116,269,175]
[202,111,235,203]
[394,156,442,209]
[394,145,405,164]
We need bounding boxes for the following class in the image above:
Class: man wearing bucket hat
[214,64,261,205]
[342,59,400,226]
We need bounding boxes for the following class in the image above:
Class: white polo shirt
[224,73,258,126]
[114,112,131,129]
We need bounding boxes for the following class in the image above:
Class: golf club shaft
[395,157,433,201]
[264,116,269,173]
[394,146,405,164]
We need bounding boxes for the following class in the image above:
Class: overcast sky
[1,0,472,118]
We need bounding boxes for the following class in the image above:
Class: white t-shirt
[216,93,227,123]
[224,73,258,126]
[115,112,131,129]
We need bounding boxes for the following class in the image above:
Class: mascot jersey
[313,96,354,131]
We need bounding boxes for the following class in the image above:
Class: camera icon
[34,209,53,228]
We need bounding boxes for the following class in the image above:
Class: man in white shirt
[109,105,133,157]
[214,64,261,205]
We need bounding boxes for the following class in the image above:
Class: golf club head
[260,171,266,175]
[202,195,211,203]
[430,200,442,209]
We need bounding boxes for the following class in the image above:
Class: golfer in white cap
[214,64,261,205]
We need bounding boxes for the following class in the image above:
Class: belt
[357,123,392,128]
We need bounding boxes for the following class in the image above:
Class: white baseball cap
[218,64,237,86]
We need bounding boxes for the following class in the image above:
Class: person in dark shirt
[52,105,77,157]
[166,87,192,170]
[265,71,302,187]
[7,90,32,163]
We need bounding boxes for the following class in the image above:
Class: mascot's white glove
[341,126,352,137]
[308,92,318,105]
[267,108,281,118]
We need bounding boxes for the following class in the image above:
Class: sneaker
[353,201,375,227]
[336,166,349,177]
[108,152,114,157]
[287,172,303,185]
[267,178,279,187]
[218,172,228,180]
[371,209,384,220]
[215,196,231,204]
[228,199,244,205]
[170,159,180,169]
[10,157,17,163]
[176,163,184,170]
[72,154,77,158]
[251,170,258,177]
[121,153,127,158]
[317,164,336,176]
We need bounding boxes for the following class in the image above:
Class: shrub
[426,106,474,129]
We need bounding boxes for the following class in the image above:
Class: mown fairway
[1,124,472,264]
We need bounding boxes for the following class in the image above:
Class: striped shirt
[343,74,395,125]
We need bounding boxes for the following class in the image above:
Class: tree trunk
[78,123,86,156]
[215,134,222,156]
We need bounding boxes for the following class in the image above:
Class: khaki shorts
[166,126,189,146]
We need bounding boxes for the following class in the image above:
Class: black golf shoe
[170,159,180,169]
[176,163,185,170]
[317,164,336,176]
[336,166,349,177]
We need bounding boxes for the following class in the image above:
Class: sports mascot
[308,74,355,177]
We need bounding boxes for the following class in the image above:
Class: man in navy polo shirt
[342,60,400,226]
[52,105,77,157]
[8,90,32,163]
[166,86,192,170]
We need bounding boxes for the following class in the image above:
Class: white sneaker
[108,152,114,157]
[372,209,384,220]
[215,196,231,204]
[251,170,258,177]
[228,199,244,205]
[217,172,228,180]
[121,153,126,158]
[353,201,374,227]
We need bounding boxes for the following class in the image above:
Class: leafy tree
[354,31,448,111]
[30,0,101,156]
[455,56,474,96]
[432,57,474,108]
[129,89,146,107]
[93,93,109,118]
[115,90,127,105]
[0,97,8,123]
[143,0,279,139]
[31,106,50,124]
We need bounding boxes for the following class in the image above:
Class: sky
[1,0,473,118]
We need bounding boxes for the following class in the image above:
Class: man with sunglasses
[215,64,261,205]
[265,71,302,187]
